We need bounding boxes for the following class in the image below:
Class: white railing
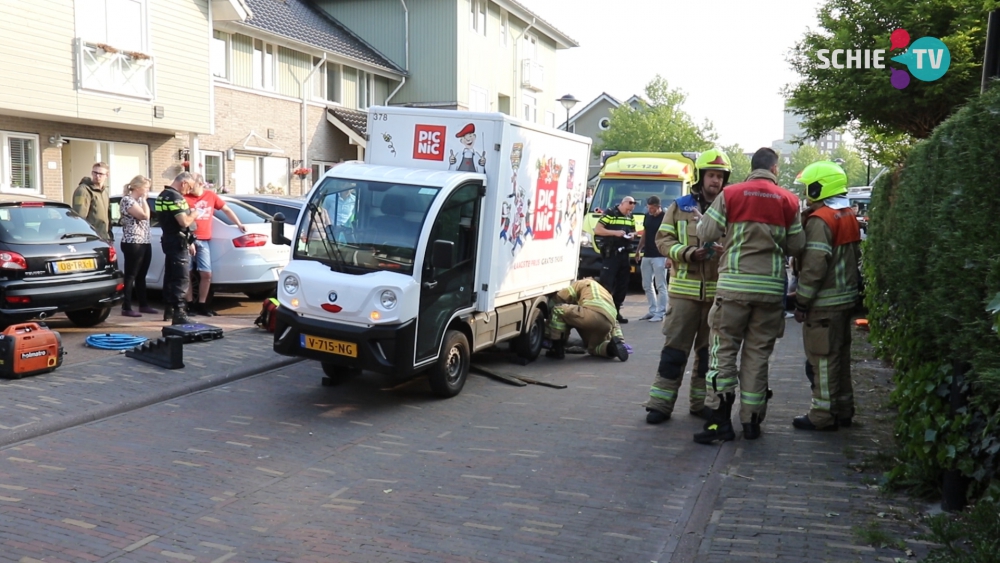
[76,38,155,100]
[520,59,544,91]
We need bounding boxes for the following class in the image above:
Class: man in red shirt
[184,174,246,316]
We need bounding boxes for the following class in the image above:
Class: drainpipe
[512,17,536,117]
[385,0,409,105]
[298,54,326,194]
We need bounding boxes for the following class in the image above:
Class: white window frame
[471,0,486,36]
[253,39,275,91]
[358,70,373,110]
[598,117,611,131]
[74,0,154,100]
[326,62,342,104]
[200,150,224,191]
[1,132,41,194]
[469,84,489,113]
[545,111,555,128]
[212,30,230,81]
[311,56,326,100]
[76,0,149,53]
[500,9,509,47]
[522,93,537,123]
[523,33,538,61]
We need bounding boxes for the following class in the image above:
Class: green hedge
[865,83,1000,495]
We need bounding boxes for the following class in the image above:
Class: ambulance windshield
[294,178,439,276]
[588,179,684,216]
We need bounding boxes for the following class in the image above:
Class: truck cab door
[415,182,483,362]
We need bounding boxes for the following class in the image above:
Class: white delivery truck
[270,107,592,397]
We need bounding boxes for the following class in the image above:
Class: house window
[2,133,39,193]
[470,0,486,36]
[523,33,538,61]
[253,40,275,91]
[75,0,153,99]
[522,93,537,123]
[311,161,336,182]
[599,117,611,130]
[261,157,289,194]
[545,111,555,128]
[358,70,373,110]
[311,57,325,100]
[212,31,229,80]
[500,10,508,47]
[201,151,224,191]
[326,63,342,103]
[469,85,489,113]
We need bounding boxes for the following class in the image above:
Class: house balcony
[76,38,155,100]
[520,59,544,92]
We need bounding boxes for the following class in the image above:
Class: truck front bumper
[273,306,418,377]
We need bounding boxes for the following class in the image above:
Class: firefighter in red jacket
[791,161,862,431]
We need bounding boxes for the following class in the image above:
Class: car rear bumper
[0,274,123,317]
[273,306,418,377]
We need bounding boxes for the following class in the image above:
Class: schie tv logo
[413,125,446,161]
[816,28,951,90]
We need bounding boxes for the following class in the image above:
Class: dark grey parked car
[226,195,307,225]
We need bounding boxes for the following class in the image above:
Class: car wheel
[427,330,470,398]
[65,307,112,327]
[513,306,545,361]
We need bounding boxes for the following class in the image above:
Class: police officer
[644,149,731,424]
[792,161,862,431]
[594,197,637,323]
[156,172,197,325]
[545,279,629,362]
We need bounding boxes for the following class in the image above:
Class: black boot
[163,305,173,322]
[693,393,736,444]
[171,305,194,325]
[792,415,839,431]
[742,413,763,440]
[545,340,565,360]
[608,337,628,362]
[645,409,670,424]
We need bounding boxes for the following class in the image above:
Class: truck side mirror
[431,239,455,270]
[271,212,290,246]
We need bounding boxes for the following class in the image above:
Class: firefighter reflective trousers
[705,297,785,424]
[803,309,854,427]
[645,298,712,415]
[547,305,620,358]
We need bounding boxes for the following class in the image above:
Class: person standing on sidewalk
[693,148,805,444]
[156,172,198,325]
[544,279,629,362]
[594,197,637,324]
[183,173,246,316]
[791,161,862,431]
[118,175,158,318]
[635,196,667,323]
[643,149,731,424]
[71,162,112,241]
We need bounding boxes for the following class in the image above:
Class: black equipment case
[161,323,224,343]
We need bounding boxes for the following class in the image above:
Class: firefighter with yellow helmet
[791,161,862,431]
[544,278,630,362]
[643,149,731,424]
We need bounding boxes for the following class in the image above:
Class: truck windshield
[294,178,439,276]
[589,179,684,215]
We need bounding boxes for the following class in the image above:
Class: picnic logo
[814,28,951,90]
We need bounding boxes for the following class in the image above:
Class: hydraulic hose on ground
[84,333,149,350]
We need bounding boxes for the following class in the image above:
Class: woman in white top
[119,175,157,317]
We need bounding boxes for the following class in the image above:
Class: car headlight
[283,274,300,295]
[380,289,397,310]
[581,232,591,247]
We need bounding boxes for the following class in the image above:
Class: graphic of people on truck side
[448,123,487,173]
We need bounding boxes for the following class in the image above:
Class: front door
[415,182,482,362]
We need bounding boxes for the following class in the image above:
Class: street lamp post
[557,94,580,131]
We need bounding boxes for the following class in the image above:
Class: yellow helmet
[693,149,732,191]
[796,161,848,203]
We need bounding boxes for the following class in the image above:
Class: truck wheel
[428,330,470,398]
[513,307,545,361]
[321,362,359,386]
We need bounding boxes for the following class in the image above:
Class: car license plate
[54,258,97,273]
[301,334,357,357]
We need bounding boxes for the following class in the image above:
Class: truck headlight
[380,289,398,309]
[283,274,300,295]
[581,232,591,247]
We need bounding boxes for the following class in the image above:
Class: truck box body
[273,107,591,396]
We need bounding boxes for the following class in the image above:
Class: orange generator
[0,323,64,379]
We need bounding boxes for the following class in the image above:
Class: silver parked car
[110,194,291,299]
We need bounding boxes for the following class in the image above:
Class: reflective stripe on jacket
[795,205,861,311]
[696,171,805,302]
[655,193,720,302]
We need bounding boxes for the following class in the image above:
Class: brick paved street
[0,296,927,562]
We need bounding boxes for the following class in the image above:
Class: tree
[721,144,752,184]
[829,145,870,187]
[596,75,716,154]
[784,0,999,164]
[778,145,824,194]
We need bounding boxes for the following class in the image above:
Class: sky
[519,0,827,151]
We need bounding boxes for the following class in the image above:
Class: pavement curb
[0,336,304,448]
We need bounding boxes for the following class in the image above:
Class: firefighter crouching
[544,279,629,362]
[644,149,731,424]
[791,161,862,431]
